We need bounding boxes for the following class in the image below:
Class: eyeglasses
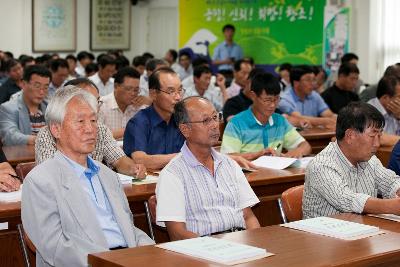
[159,87,186,96]
[29,82,49,91]
[185,113,222,126]
[258,95,280,104]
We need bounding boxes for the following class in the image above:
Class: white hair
[45,85,98,127]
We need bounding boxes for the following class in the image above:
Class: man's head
[193,66,212,93]
[222,24,235,42]
[65,78,100,100]
[178,52,192,70]
[65,54,77,74]
[341,53,359,65]
[22,65,52,106]
[336,102,384,162]
[376,75,400,116]
[164,49,178,66]
[145,58,169,76]
[85,63,99,77]
[249,73,281,118]
[77,51,94,67]
[336,63,359,91]
[98,55,116,82]
[19,55,36,69]
[278,63,292,84]
[114,67,141,108]
[46,85,98,160]
[49,59,69,87]
[149,67,183,116]
[132,55,147,75]
[233,59,252,87]
[5,59,23,82]
[175,96,220,147]
[243,68,266,93]
[291,65,316,97]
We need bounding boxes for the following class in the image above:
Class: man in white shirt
[139,58,168,97]
[227,59,252,98]
[99,67,147,140]
[89,55,116,96]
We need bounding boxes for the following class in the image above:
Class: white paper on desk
[156,236,273,265]
[117,173,158,185]
[251,156,298,170]
[297,157,314,168]
[281,217,382,240]
[368,214,400,222]
[0,185,22,202]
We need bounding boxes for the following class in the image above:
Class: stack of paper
[281,217,382,240]
[0,186,22,202]
[156,236,273,265]
[117,173,158,185]
[251,156,314,170]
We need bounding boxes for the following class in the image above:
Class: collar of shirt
[248,107,274,126]
[60,152,100,179]
[180,141,223,169]
[290,87,311,102]
[332,141,368,170]
[148,105,177,128]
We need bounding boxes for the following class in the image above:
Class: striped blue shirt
[156,142,259,236]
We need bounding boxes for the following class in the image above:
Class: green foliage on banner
[179,0,325,65]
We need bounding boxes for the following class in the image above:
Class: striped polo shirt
[156,142,259,236]
[221,107,304,154]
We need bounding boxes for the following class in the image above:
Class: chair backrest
[279,185,304,222]
[17,224,36,267]
[15,162,36,180]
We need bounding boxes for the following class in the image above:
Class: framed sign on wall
[90,0,131,50]
[32,0,76,52]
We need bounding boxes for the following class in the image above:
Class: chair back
[279,185,304,223]
[15,162,36,180]
[17,224,36,267]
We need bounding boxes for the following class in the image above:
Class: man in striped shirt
[221,72,311,160]
[303,102,400,218]
[156,96,260,240]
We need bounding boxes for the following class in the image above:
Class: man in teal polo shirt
[221,73,311,160]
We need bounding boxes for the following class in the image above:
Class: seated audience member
[181,56,210,89]
[156,96,260,240]
[132,55,146,75]
[85,63,98,77]
[99,67,147,139]
[139,58,168,97]
[360,63,400,102]
[75,51,94,77]
[321,63,360,113]
[221,73,311,159]
[278,63,292,92]
[19,55,36,69]
[36,78,146,178]
[303,102,400,219]
[89,55,116,96]
[0,59,23,104]
[164,49,178,70]
[124,67,185,170]
[226,59,252,98]
[65,54,78,79]
[313,65,328,93]
[279,65,336,129]
[47,58,69,100]
[22,86,154,267]
[174,51,193,81]
[0,65,51,146]
[184,65,227,111]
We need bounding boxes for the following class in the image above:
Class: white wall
[0,0,377,82]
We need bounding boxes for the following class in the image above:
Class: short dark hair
[4,59,21,72]
[178,51,191,60]
[64,77,99,93]
[192,56,209,68]
[383,64,400,78]
[193,65,211,78]
[23,65,52,82]
[18,55,35,68]
[115,56,130,70]
[338,62,359,76]
[341,53,359,64]
[65,54,77,62]
[336,102,384,141]
[77,51,92,61]
[251,72,281,96]
[279,63,292,72]
[98,55,116,68]
[49,58,69,72]
[222,24,235,32]
[132,55,147,67]
[248,68,265,81]
[168,49,178,62]
[233,59,250,72]
[290,65,314,85]
[85,63,99,75]
[148,67,176,91]
[145,58,168,72]
[376,75,400,99]
[114,67,140,84]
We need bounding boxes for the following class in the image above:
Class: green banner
[179,0,325,65]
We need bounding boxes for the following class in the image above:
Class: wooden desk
[0,167,305,267]
[89,214,400,267]
[3,145,35,167]
[299,128,335,154]
[376,145,393,167]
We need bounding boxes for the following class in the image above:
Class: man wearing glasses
[156,96,260,240]
[0,65,51,145]
[123,67,186,170]
[303,102,400,219]
[221,72,311,159]
[99,67,148,140]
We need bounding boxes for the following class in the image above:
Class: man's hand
[132,95,152,107]
[131,163,147,179]
[387,97,400,119]
[216,74,226,90]
[282,150,303,158]
[228,155,258,170]
[0,162,21,192]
